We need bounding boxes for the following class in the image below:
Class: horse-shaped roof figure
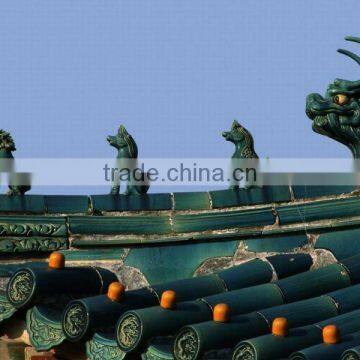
[223,120,258,189]
[107,125,149,195]
[222,120,258,159]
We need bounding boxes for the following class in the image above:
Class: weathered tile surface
[91,193,172,212]
[69,215,171,235]
[173,192,210,210]
[59,248,125,261]
[0,195,45,213]
[315,227,360,260]
[173,207,275,232]
[277,197,360,225]
[293,185,355,200]
[124,239,239,283]
[244,233,308,253]
[45,195,89,214]
[209,189,241,208]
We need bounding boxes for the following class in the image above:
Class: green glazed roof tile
[91,193,172,212]
[276,263,351,302]
[263,186,292,203]
[115,299,212,353]
[277,196,360,225]
[173,312,268,360]
[210,186,291,210]
[237,187,265,206]
[0,195,45,214]
[266,253,313,279]
[44,195,89,214]
[327,284,360,314]
[177,280,360,360]
[62,288,158,342]
[1,255,350,357]
[128,193,172,210]
[238,186,292,206]
[7,266,118,311]
[258,295,338,328]
[173,191,211,211]
[39,187,292,216]
[290,330,360,360]
[244,233,308,253]
[66,254,314,352]
[209,189,241,208]
[151,276,226,302]
[0,261,46,277]
[90,195,121,212]
[203,283,284,314]
[315,227,360,260]
[342,345,360,360]
[340,255,360,284]
[233,309,360,360]
[317,309,360,332]
[217,258,273,291]
[71,255,310,348]
[90,188,290,213]
[63,293,150,343]
[173,292,342,360]
[69,215,171,235]
[233,323,322,360]
[124,239,239,283]
[59,248,125,261]
[172,207,274,233]
[71,230,260,247]
[101,255,311,355]
[71,207,274,236]
[293,185,355,200]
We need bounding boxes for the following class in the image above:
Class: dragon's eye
[333,94,348,105]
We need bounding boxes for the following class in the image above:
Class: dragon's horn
[345,36,360,43]
[338,49,360,65]
[338,36,360,66]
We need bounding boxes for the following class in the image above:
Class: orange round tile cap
[272,317,288,337]
[213,303,230,323]
[107,282,125,302]
[48,252,65,269]
[161,290,177,309]
[323,325,340,344]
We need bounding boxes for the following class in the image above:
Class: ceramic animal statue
[222,120,258,189]
[107,125,149,195]
[0,130,16,156]
[222,120,258,159]
[0,130,31,195]
[306,36,360,158]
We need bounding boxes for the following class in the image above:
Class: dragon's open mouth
[310,115,331,138]
[313,115,329,128]
[222,131,230,140]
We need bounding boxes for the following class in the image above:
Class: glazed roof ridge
[0,185,356,215]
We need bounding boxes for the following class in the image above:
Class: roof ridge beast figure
[306,36,360,158]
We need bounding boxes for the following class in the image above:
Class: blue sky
[0,1,359,193]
